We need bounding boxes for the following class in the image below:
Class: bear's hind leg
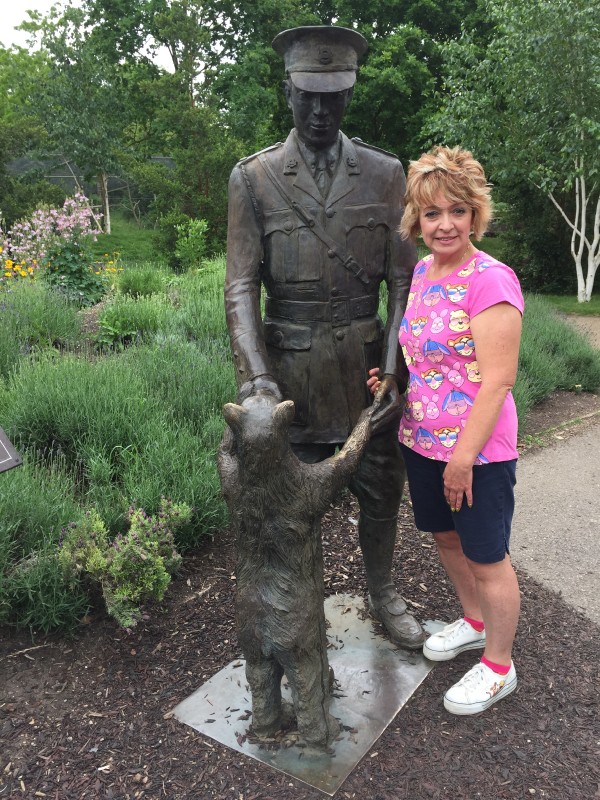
[286,649,339,750]
[245,657,284,737]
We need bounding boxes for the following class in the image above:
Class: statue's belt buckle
[331,297,350,327]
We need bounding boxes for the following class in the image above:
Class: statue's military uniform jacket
[225,129,417,444]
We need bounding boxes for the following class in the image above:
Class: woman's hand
[367,366,381,395]
[442,456,473,512]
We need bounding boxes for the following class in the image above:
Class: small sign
[0,427,22,474]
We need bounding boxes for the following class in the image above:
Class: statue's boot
[359,513,426,649]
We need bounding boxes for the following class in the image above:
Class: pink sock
[463,616,484,633]
[481,655,511,675]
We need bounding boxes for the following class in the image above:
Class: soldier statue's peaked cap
[272,26,368,92]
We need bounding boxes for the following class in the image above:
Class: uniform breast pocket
[264,209,320,283]
[344,205,388,280]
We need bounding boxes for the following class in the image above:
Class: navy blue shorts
[400,444,517,564]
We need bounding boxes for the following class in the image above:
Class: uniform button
[331,287,339,296]
[284,220,293,232]
[367,217,375,229]
[273,330,284,345]
[326,208,335,218]
[327,249,336,258]
[335,329,345,340]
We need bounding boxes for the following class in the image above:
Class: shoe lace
[441,619,470,641]
[456,663,488,690]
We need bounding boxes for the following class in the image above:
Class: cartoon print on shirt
[423,393,440,420]
[401,427,415,448]
[475,453,490,465]
[400,316,410,336]
[441,361,464,387]
[442,389,474,416]
[423,284,447,307]
[477,260,492,272]
[465,360,481,383]
[446,283,468,303]
[423,338,452,363]
[410,399,424,421]
[410,316,428,337]
[448,309,470,332]
[458,258,476,277]
[430,308,449,334]
[404,292,416,311]
[416,427,436,451]
[421,367,443,391]
[409,373,424,394]
[403,340,425,367]
[433,425,461,449]
[448,334,475,356]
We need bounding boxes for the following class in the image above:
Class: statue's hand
[371,374,402,432]
[238,375,282,402]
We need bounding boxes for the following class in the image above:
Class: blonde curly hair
[400,146,492,241]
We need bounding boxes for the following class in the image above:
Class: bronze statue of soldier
[224,25,425,649]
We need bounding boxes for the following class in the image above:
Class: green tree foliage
[432,0,600,301]
[0,47,65,226]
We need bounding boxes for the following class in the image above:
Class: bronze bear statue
[218,393,373,749]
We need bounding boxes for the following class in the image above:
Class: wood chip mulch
[1,490,599,800]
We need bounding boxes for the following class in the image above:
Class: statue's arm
[309,408,373,514]
[372,160,417,430]
[216,427,239,498]
[225,165,280,400]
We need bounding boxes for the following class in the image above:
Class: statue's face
[285,81,352,149]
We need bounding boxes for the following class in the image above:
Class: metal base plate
[172,594,443,795]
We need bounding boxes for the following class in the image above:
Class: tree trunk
[97,172,111,234]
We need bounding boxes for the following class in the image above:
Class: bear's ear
[273,400,295,429]
[223,403,247,432]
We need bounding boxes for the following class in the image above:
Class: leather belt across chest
[265,295,378,327]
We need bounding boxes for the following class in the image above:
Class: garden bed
[1,435,599,799]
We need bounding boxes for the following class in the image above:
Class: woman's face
[419,192,473,264]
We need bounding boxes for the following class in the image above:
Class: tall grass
[543,294,600,316]
[1,353,228,542]
[0,280,81,379]
[0,459,90,631]
[514,294,600,426]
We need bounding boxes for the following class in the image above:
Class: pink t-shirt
[398,250,524,463]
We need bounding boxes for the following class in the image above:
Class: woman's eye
[424,211,438,218]
[453,208,467,215]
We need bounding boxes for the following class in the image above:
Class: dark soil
[1,392,600,800]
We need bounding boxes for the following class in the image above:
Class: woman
[369,145,524,715]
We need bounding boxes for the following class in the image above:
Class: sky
[1,1,79,49]
[1,0,173,70]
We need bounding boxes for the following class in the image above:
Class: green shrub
[0,459,89,631]
[59,499,188,628]
[1,353,228,544]
[515,293,600,429]
[116,263,170,298]
[4,546,89,633]
[0,280,81,379]
[153,210,191,271]
[121,338,235,436]
[171,256,229,341]
[175,218,209,271]
[42,239,108,306]
[97,293,178,346]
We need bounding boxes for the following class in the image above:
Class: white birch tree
[432,0,600,301]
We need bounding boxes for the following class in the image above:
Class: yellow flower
[4,271,11,277]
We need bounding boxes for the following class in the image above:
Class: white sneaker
[443,661,517,715]
[423,618,486,661]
